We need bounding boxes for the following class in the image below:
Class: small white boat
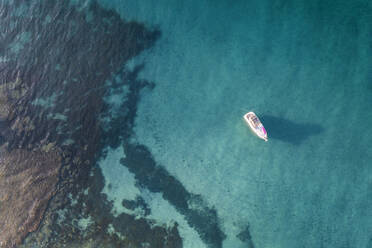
[243,112,268,141]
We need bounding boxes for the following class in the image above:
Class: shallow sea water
[97,0,372,247]
[1,0,372,247]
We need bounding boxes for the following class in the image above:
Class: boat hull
[243,112,268,141]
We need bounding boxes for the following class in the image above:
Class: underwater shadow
[260,115,324,145]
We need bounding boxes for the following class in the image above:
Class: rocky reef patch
[0,0,180,247]
[0,148,61,248]
[0,0,226,247]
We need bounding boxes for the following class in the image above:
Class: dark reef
[236,225,255,248]
[0,148,61,247]
[121,144,226,248]
[0,0,180,247]
[0,0,226,247]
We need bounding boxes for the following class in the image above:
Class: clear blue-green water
[1,0,372,247]
[98,0,372,247]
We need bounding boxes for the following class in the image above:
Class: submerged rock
[0,148,62,248]
[0,72,27,120]
[236,224,255,248]
[0,0,183,247]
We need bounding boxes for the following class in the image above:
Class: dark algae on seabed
[0,0,183,247]
[0,0,229,247]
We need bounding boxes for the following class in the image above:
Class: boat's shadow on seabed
[260,115,324,145]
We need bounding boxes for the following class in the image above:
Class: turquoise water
[1,0,371,247]
[97,0,372,247]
